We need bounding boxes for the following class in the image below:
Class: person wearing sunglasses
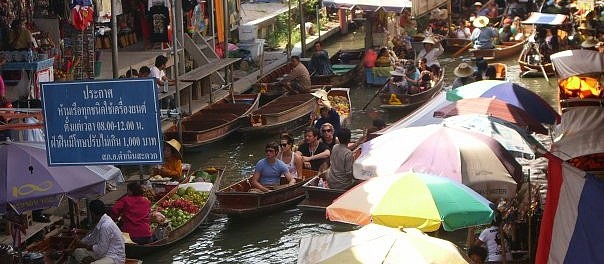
[326,128,355,190]
[319,123,338,150]
[277,134,303,179]
[296,127,331,171]
[250,142,296,193]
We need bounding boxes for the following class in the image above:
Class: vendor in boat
[319,123,338,150]
[297,127,331,171]
[279,56,312,94]
[251,142,296,192]
[417,36,444,75]
[308,42,334,76]
[471,16,498,50]
[326,128,354,190]
[278,133,304,179]
[452,63,476,89]
[153,139,183,180]
[311,89,341,133]
[111,182,152,245]
[374,47,393,67]
[71,200,126,264]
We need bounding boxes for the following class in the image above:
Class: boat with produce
[311,49,364,87]
[213,169,318,218]
[297,176,360,212]
[327,88,352,127]
[238,93,316,135]
[379,70,445,112]
[163,94,260,149]
[469,40,526,61]
[125,167,224,258]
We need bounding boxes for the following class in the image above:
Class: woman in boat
[326,128,354,190]
[153,139,183,180]
[417,36,444,74]
[452,62,476,89]
[251,142,296,192]
[374,47,392,67]
[471,16,498,50]
[308,42,334,76]
[111,182,152,244]
[278,134,304,179]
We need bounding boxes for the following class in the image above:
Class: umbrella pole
[68,199,77,229]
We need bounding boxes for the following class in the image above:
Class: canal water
[143,30,557,263]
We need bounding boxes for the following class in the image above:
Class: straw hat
[454,63,474,77]
[474,1,483,6]
[390,66,406,77]
[581,37,598,48]
[164,139,182,159]
[422,36,436,45]
[473,16,489,28]
[310,89,332,108]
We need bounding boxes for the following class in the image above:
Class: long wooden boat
[125,168,225,258]
[238,93,316,135]
[311,49,364,87]
[379,70,446,112]
[443,38,472,54]
[297,176,356,212]
[469,40,526,61]
[327,88,352,127]
[518,43,555,78]
[164,94,260,149]
[213,169,318,218]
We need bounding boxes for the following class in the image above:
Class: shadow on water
[144,31,557,263]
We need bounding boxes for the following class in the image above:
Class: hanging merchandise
[71,5,95,31]
[69,0,93,9]
[149,5,169,43]
[193,1,207,34]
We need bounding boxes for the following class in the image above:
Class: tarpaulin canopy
[522,12,568,25]
[551,50,604,80]
[323,0,412,13]
[551,106,604,160]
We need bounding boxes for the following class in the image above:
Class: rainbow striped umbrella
[327,171,494,232]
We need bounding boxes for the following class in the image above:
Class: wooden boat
[238,93,316,135]
[327,88,352,127]
[443,38,472,54]
[379,70,446,112]
[297,176,360,212]
[469,40,526,61]
[311,49,364,87]
[163,94,260,149]
[518,43,555,78]
[213,169,318,218]
[125,168,225,258]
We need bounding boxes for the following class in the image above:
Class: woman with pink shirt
[112,182,153,244]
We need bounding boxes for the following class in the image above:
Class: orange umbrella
[433,97,548,134]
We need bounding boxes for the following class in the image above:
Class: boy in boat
[326,128,354,190]
[250,142,296,192]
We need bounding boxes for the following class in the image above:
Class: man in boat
[251,142,296,192]
[311,89,341,133]
[326,128,354,190]
[297,127,331,171]
[417,36,444,75]
[71,200,126,264]
[308,42,334,76]
[153,139,183,180]
[471,16,498,50]
[452,62,476,89]
[319,123,338,150]
[279,56,312,95]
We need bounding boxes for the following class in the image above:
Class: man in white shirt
[417,36,444,75]
[150,55,176,109]
[71,200,125,264]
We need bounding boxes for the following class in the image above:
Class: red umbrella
[434,97,548,134]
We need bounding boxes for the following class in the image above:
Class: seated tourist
[326,128,355,190]
[296,127,330,171]
[277,134,304,179]
[319,123,338,151]
[250,142,296,192]
[153,139,183,180]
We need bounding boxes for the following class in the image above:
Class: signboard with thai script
[41,79,163,165]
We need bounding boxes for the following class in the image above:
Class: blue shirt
[471,27,498,49]
[314,109,341,132]
[255,158,289,185]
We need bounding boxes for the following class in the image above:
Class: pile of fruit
[159,207,192,228]
[153,187,211,228]
[328,95,350,117]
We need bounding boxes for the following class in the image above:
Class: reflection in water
[144,30,556,263]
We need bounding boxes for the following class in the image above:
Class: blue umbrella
[446,80,560,124]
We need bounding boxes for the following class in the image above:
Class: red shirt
[112,195,152,238]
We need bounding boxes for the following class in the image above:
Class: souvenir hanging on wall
[71,5,95,31]
[149,5,169,43]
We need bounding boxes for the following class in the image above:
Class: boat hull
[238,93,316,135]
[379,70,445,112]
[297,176,347,212]
[470,40,526,61]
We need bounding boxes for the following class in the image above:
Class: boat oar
[539,63,552,87]
[362,83,388,111]
[452,41,472,58]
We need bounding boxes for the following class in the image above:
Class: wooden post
[110,0,119,78]
[299,0,306,56]
[287,0,292,59]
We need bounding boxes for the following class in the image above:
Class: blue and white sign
[41,78,163,166]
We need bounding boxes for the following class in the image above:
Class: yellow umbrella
[297,224,469,264]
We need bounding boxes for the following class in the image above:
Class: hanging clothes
[149,5,169,43]
[148,0,170,10]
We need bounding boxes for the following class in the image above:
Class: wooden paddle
[362,83,388,111]
[452,42,473,57]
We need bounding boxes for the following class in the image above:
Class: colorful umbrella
[434,97,549,134]
[326,172,494,232]
[355,124,523,201]
[0,142,123,214]
[298,224,469,264]
[445,80,560,124]
[443,114,546,159]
